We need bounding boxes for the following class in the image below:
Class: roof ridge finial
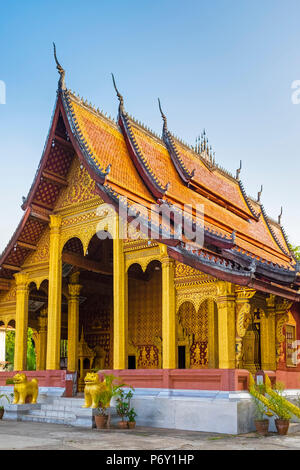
[111,73,124,114]
[236,160,242,180]
[53,42,66,91]
[158,98,168,133]
[257,184,263,203]
[278,206,283,225]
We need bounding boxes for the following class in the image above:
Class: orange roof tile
[69,98,154,205]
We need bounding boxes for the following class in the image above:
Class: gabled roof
[0,50,299,300]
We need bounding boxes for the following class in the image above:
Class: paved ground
[1,421,300,450]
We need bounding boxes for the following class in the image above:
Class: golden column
[274,298,292,365]
[235,287,256,369]
[216,281,236,369]
[260,295,276,371]
[207,299,218,368]
[46,215,62,370]
[67,274,82,372]
[113,214,128,369]
[14,272,29,370]
[161,247,176,369]
[36,309,48,370]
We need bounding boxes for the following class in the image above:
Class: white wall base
[127,388,300,434]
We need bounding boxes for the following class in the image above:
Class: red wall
[99,368,250,391]
[0,370,75,397]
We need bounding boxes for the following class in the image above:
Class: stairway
[6,396,95,428]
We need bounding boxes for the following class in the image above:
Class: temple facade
[0,50,300,432]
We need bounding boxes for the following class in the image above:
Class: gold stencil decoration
[137,345,159,369]
[0,286,16,303]
[25,229,50,265]
[178,300,208,368]
[56,158,97,209]
[190,342,208,368]
[128,269,162,368]
[175,262,199,278]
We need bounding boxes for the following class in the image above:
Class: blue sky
[1,0,300,252]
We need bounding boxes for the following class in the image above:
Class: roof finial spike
[53,42,66,91]
[236,160,242,180]
[257,185,263,203]
[111,73,125,114]
[278,206,283,225]
[158,98,168,134]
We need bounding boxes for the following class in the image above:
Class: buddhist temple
[0,46,300,433]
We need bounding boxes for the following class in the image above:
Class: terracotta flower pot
[118,420,128,429]
[95,415,108,429]
[128,421,136,429]
[275,419,290,436]
[0,409,4,420]
[254,419,269,436]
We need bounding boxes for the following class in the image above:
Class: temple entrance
[243,309,261,373]
[61,232,113,391]
[27,281,49,371]
[177,299,218,369]
[128,260,162,369]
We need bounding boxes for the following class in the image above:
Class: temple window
[286,312,297,368]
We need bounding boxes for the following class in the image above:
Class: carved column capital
[266,294,276,309]
[161,256,175,269]
[49,214,62,231]
[216,281,235,297]
[235,287,256,302]
[68,284,82,299]
[275,298,292,316]
[14,272,29,289]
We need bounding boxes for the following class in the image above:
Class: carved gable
[55,157,99,210]
[24,229,50,266]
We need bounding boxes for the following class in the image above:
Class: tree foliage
[5,328,36,371]
[289,244,300,261]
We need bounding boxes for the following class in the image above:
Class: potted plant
[127,408,137,429]
[116,389,133,429]
[94,395,109,430]
[268,384,291,435]
[251,387,270,436]
[0,392,13,420]
[249,381,272,435]
[252,384,272,436]
[95,374,124,429]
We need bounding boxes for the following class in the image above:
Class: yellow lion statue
[82,372,107,409]
[12,373,38,405]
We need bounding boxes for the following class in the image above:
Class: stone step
[22,414,75,425]
[288,422,300,434]
[41,404,67,411]
[28,409,47,417]
[4,396,98,428]
[28,409,76,419]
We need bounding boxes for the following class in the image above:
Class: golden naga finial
[257,185,263,203]
[53,42,66,91]
[236,160,242,180]
[111,73,124,114]
[158,98,168,133]
[278,206,283,225]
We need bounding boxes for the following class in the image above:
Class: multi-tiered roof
[0,47,299,300]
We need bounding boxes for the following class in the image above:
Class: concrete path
[2,421,300,450]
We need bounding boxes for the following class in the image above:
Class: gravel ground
[0,420,300,450]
